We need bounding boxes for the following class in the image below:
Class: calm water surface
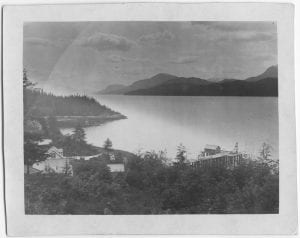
[62,96,278,160]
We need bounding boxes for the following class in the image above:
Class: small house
[90,151,125,173]
[107,163,125,172]
[47,146,64,159]
[32,146,73,176]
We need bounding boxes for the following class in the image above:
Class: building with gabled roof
[32,146,73,176]
[46,146,64,159]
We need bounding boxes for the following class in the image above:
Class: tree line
[23,68,119,118]
[25,145,279,214]
[24,89,120,117]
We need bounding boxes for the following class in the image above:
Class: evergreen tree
[259,142,272,160]
[24,138,48,174]
[23,88,121,117]
[103,138,112,150]
[73,124,86,144]
[47,116,62,142]
[38,117,50,137]
[62,159,72,176]
[175,143,187,164]
[23,68,36,89]
[259,142,278,174]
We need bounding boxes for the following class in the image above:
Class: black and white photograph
[23,21,279,215]
[2,2,297,236]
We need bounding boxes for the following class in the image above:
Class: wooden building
[32,146,73,176]
[192,144,244,169]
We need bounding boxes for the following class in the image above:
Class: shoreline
[56,114,127,128]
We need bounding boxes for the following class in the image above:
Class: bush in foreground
[25,153,278,214]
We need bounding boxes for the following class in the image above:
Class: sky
[24,21,277,94]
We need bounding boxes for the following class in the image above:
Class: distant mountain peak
[96,66,278,97]
[269,64,278,69]
[265,65,278,74]
[246,65,278,82]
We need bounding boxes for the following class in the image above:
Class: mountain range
[97,65,278,97]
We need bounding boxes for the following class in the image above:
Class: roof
[204,144,220,150]
[47,146,63,153]
[87,152,124,163]
[199,151,242,160]
[46,146,64,159]
[38,139,52,146]
[24,166,42,174]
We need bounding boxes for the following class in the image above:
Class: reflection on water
[61,95,278,160]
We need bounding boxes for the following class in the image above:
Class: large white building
[192,143,245,169]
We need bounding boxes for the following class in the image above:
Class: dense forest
[23,68,125,128]
[25,149,279,214]
[24,89,122,117]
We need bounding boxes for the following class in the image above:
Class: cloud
[24,37,71,48]
[139,31,175,44]
[77,32,136,51]
[239,32,275,42]
[169,56,199,64]
[107,55,127,63]
[195,30,276,45]
[253,54,276,61]
[123,68,142,76]
[218,32,275,43]
[106,54,150,63]
[191,21,276,33]
[24,37,55,47]
[110,65,142,76]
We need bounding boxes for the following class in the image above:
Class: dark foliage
[54,134,98,157]
[24,88,121,118]
[25,151,279,214]
[24,133,48,174]
[103,138,113,150]
[23,68,36,89]
[72,124,86,144]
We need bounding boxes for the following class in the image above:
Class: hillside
[245,65,278,82]
[127,77,277,96]
[97,65,278,97]
[98,73,178,95]
[24,89,126,127]
[97,84,126,94]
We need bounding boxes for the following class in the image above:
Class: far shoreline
[56,114,127,128]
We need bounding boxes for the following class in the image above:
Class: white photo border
[2,2,297,235]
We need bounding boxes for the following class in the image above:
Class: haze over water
[62,95,278,160]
